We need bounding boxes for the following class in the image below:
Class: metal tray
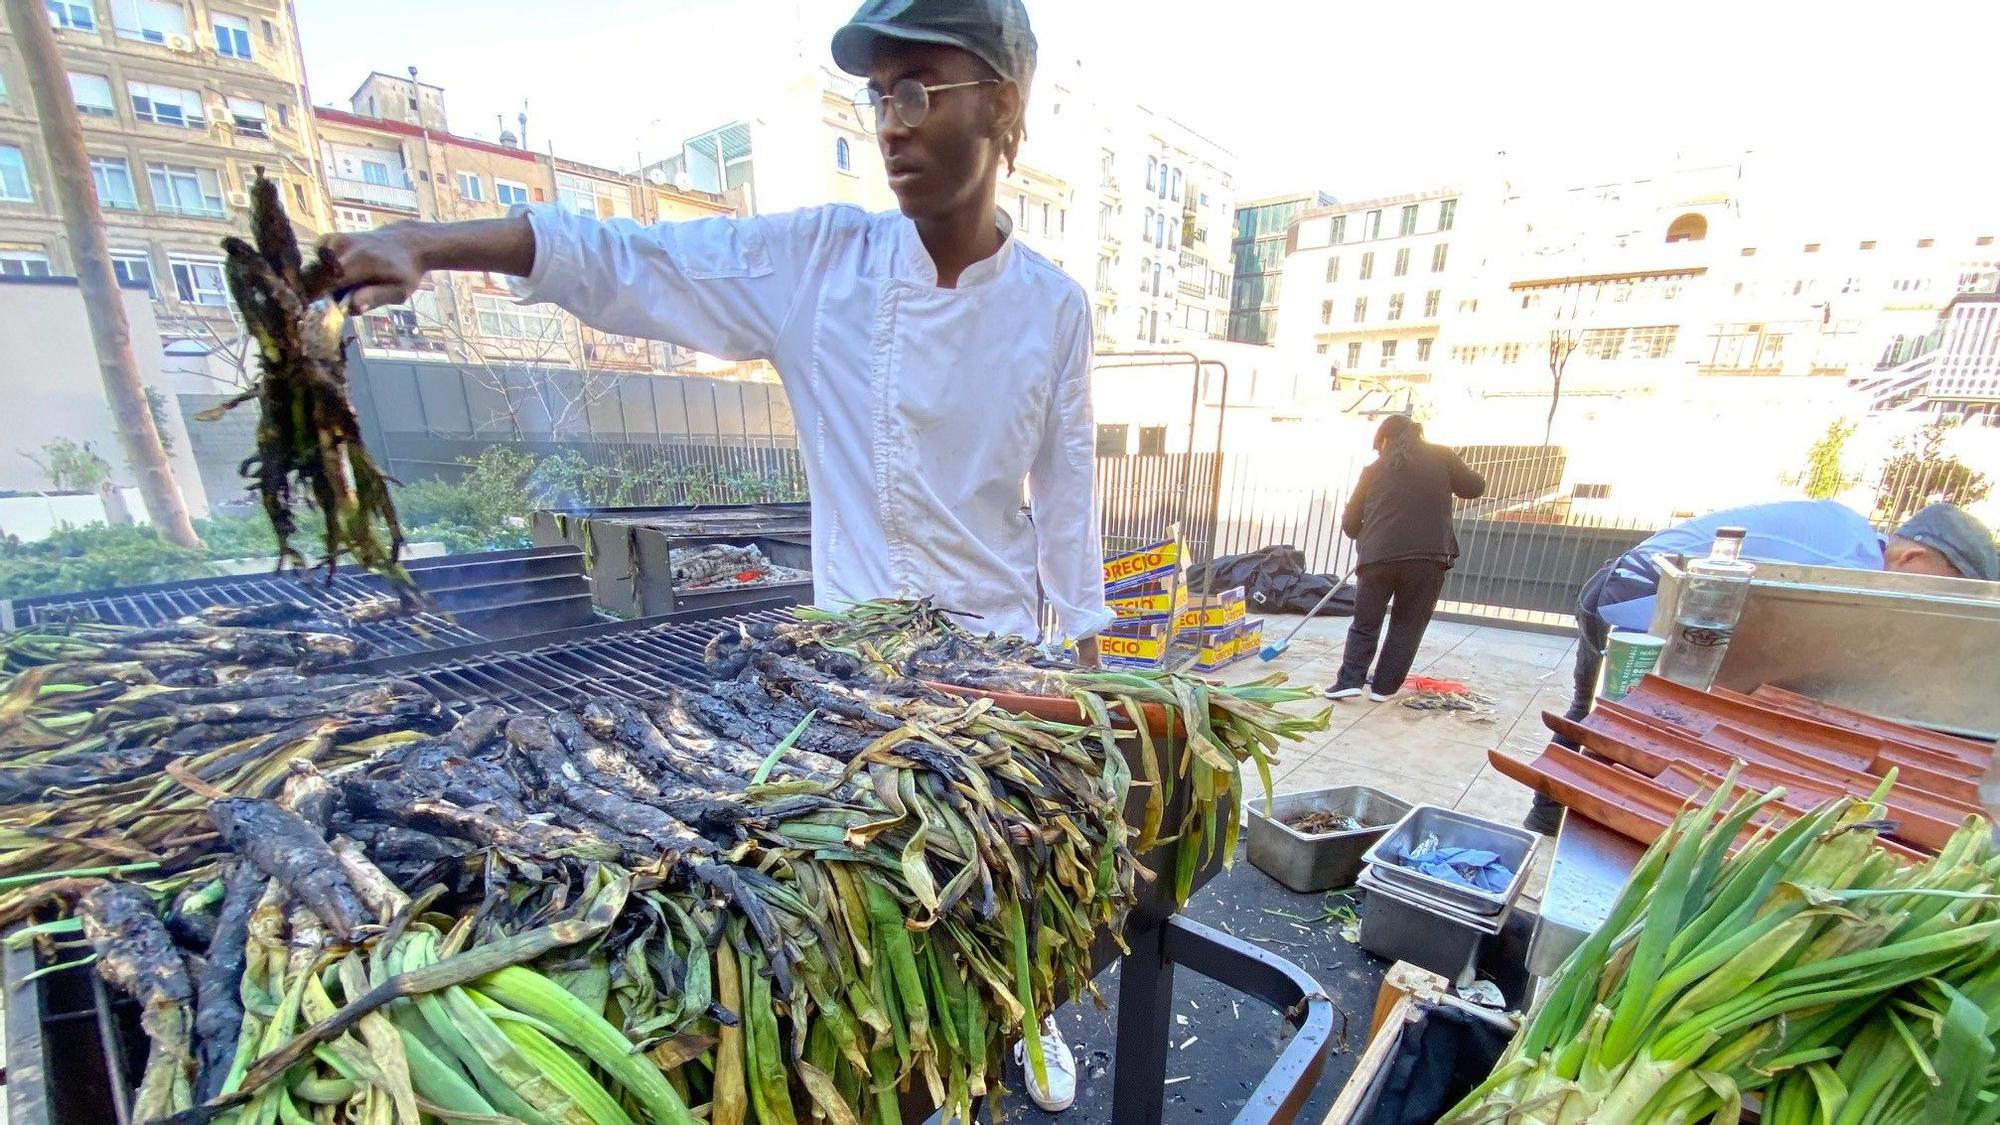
[1355,869,1502,988]
[1360,805,1538,917]
[1246,786,1412,893]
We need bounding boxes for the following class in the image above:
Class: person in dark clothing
[1327,416,1486,701]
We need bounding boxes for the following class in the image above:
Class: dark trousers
[1530,567,1614,823]
[1335,559,1449,693]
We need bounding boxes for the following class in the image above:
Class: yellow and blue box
[1103,536,1184,596]
[1107,576,1187,626]
[1175,586,1247,633]
[1099,618,1174,668]
[1192,620,1245,672]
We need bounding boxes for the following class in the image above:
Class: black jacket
[1341,444,1486,568]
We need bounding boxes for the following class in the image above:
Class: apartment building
[1228,190,1334,345]
[1110,107,1234,349]
[0,0,325,339]
[1275,188,1467,385]
[316,75,736,376]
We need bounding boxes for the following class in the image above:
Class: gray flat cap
[831,0,1038,89]
[1896,502,1998,582]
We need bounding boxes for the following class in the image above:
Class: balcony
[356,317,446,354]
[328,177,418,212]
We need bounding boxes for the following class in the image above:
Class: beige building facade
[0,0,325,347]
[314,78,741,380]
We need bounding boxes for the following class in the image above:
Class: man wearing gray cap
[322,0,1091,1110]
[1523,499,1998,834]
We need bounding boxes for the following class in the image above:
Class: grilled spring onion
[1443,770,2000,1124]
[199,170,416,599]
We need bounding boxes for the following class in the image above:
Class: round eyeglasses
[851,78,1000,134]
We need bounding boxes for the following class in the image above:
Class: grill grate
[390,607,790,716]
[13,571,484,655]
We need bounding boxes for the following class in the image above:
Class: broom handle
[1270,566,1356,650]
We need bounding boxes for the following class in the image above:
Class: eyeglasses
[852,78,1000,134]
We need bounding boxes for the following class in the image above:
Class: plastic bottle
[1656,527,1756,691]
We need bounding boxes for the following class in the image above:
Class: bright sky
[297,0,2000,222]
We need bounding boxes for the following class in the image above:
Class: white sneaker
[1324,686,1363,700]
[1013,1015,1077,1112]
[1368,690,1394,703]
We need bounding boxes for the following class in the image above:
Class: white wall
[0,279,209,517]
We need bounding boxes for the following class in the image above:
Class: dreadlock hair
[969,56,1027,176]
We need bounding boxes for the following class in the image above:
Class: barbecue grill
[0,546,600,653]
[4,596,1336,1124]
[531,503,816,618]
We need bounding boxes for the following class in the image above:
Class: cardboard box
[1108,578,1187,624]
[1103,537,1183,594]
[1238,617,1266,656]
[1185,586,1247,629]
[1190,619,1246,672]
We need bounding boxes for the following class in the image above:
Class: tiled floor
[1214,613,1577,904]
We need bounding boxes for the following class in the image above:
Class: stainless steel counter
[1652,558,2000,740]
[1526,815,1643,978]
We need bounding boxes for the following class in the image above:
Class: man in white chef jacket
[325,0,1101,1110]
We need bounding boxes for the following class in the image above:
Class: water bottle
[1656,527,1756,691]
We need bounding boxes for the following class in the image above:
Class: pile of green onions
[1444,770,2000,1124]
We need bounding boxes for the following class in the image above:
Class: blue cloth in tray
[1382,843,1514,894]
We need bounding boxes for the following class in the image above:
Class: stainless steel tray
[1245,785,1412,893]
[1360,804,1539,917]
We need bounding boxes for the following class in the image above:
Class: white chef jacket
[508,202,1115,643]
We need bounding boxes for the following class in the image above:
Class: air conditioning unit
[166,34,195,52]
[227,190,253,209]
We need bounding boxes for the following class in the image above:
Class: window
[110,248,154,295]
[128,81,203,127]
[0,145,33,201]
[1151,262,1162,296]
[1325,256,1339,283]
[1581,327,1626,360]
[1170,168,1182,201]
[1502,342,1522,364]
[1137,257,1149,292]
[275,103,290,128]
[1859,240,1876,251]
[1387,292,1405,321]
[1629,325,1677,359]
[1352,296,1367,322]
[1148,310,1159,343]
[1916,238,1934,249]
[71,73,116,117]
[1316,343,1329,355]
[1145,156,1156,190]
[1431,243,1449,272]
[1154,212,1165,248]
[1329,214,1345,244]
[455,171,484,202]
[1394,247,1410,276]
[146,162,224,217]
[1167,219,1177,250]
[1438,198,1456,231]
[333,207,373,232]
[1137,426,1166,456]
[262,18,274,43]
[1015,193,1027,226]
[473,293,562,340]
[1359,251,1374,280]
[114,0,189,43]
[496,179,529,207]
[1423,289,1440,318]
[0,247,52,277]
[1803,243,1820,253]
[1380,340,1398,367]
[1346,341,1361,368]
[0,71,7,106]
[1399,205,1418,236]
[1416,337,1433,362]
[226,96,267,137]
[1041,201,1050,235]
[1156,162,1168,199]
[556,172,632,219]
[48,0,96,30]
[358,160,392,186]
[90,155,136,209]
[1364,210,1381,239]
[213,12,252,58]
[1095,425,1129,457]
[168,254,228,305]
[1319,299,1332,325]
[834,137,850,171]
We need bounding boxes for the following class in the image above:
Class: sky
[297,0,2000,222]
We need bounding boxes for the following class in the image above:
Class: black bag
[1188,546,1354,617]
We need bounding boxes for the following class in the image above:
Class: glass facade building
[1228,191,1336,345]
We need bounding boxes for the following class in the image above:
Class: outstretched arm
[1447,449,1488,499]
[323,206,828,362]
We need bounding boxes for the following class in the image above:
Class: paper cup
[1600,631,1667,702]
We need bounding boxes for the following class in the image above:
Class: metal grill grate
[386,607,791,716]
[10,571,484,655]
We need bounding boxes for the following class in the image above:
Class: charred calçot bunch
[198,170,417,602]
[3,601,1330,1124]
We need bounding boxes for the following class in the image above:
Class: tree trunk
[6,0,203,549]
